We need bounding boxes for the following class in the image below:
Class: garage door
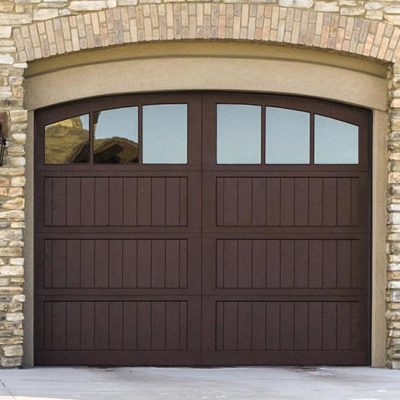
[34,92,371,366]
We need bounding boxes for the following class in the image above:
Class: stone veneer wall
[0,0,400,368]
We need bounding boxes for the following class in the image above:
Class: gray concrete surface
[0,367,399,400]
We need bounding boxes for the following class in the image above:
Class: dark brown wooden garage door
[34,92,371,366]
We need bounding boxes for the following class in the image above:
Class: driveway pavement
[0,366,399,400]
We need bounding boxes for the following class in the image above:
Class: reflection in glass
[217,104,261,164]
[94,107,139,164]
[143,104,187,164]
[45,114,90,164]
[315,115,359,164]
[266,107,310,164]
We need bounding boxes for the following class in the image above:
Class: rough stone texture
[0,0,400,368]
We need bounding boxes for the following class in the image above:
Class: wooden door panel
[212,175,366,229]
[202,297,368,365]
[201,93,370,366]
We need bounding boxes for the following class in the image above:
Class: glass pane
[266,107,310,164]
[94,107,138,164]
[143,104,187,164]
[217,104,261,164]
[45,114,89,164]
[315,115,359,164]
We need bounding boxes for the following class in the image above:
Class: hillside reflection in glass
[45,114,90,164]
[94,107,139,164]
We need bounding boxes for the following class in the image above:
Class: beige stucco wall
[23,43,388,367]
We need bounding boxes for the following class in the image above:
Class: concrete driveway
[0,367,399,400]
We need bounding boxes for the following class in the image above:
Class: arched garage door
[34,92,371,366]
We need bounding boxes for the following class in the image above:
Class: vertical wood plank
[165,240,180,288]
[237,302,252,350]
[123,302,137,350]
[294,240,309,288]
[252,178,266,226]
[323,178,337,226]
[216,302,224,350]
[95,302,109,350]
[179,302,188,350]
[44,302,52,350]
[52,302,66,350]
[94,178,109,226]
[309,240,323,288]
[66,240,80,288]
[223,302,238,350]
[238,240,252,288]
[80,302,95,350]
[137,240,151,288]
[137,302,151,350]
[294,302,308,350]
[280,302,294,350]
[281,178,295,226]
[44,178,53,225]
[266,302,280,350]
[308,178,323,226]
[66,302,80,350]
[123,240,137,288]
[223,178,238,226]
[151,302,166,350]
[237,178,252,226]
[166,178,180,226]
[216,240,224,288]
[52,178,67,226]
[266,240,280,288]
[44,240,53,288]
[337,240,351,288]
[80,240,95,288]
[66,178,81,226]
[52,240,66,288]
[337,303,351,350]
[295,178,309,226]
[323,302,337,350]
[151,178,166,226]
[81,177,95,226]
[123,177,137,226]
[251,302,266,350]
[351,178,359,226]
[266,178,280,226]
[323,240,337,288]
[151,240,166,288]
[109,178,123,226]
[166,302,180,350]
[223,240,238,288]
[252,240,266,288]
[94,240,109,288]
[216,178,224,226]
[109,302,123,350]
[179,240,188,289]
[137,178,151,226]
[337,178,351,226]
[109,240,123,288]
[179,178,188,226]
[308,302,323,350]
[281,240,295,288]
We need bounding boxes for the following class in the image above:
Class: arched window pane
[45,114,90,164]
[217,104,261,164]
[315,115,359,164]
[266,107,310,164]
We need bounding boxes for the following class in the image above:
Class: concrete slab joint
[0,0,399,368]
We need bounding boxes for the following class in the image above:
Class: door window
[217,104,261,164]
